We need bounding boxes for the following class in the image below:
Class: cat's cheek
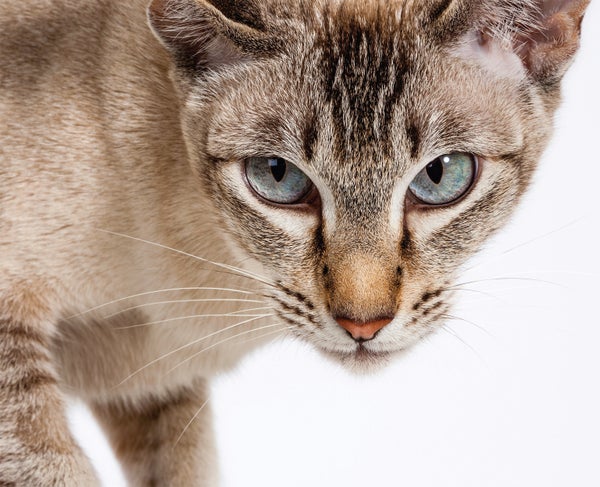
[209,162,324,283]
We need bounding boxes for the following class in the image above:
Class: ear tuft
[148,0,280,73]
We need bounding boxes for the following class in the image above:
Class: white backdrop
[69,4,600,486]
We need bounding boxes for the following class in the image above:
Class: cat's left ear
[444,0,591,84]
[147,0,280,74]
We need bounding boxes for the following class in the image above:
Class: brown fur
[0,0,589,484]
[92,382,215,486]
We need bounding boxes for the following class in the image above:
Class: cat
[0,0,590,485]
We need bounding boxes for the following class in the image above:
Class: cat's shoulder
[0,0,148,67]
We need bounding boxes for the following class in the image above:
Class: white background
[69,4,600,486]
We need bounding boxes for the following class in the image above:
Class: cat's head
[149,0,589,371]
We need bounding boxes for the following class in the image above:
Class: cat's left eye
[245,157,314,205]
[408,153,477,206]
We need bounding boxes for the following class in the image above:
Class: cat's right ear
[434,0,591,85]
[148,0,281,73]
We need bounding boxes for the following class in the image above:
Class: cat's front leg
[91,380,217,487]
[0,313,99,485]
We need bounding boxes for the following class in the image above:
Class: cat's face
[150,0,589,370]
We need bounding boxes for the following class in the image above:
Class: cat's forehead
[308,0,409,27]
[294,17,518,168]
[308,1,409,160]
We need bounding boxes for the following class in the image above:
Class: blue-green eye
[408,153,477,205]
[245,157,313,204]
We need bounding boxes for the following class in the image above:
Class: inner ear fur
[431,0,590,84]
[514,0,590,83]
[148,0,281,73]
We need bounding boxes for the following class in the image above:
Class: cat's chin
[318,346,401,375]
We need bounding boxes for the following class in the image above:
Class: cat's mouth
[319,344,396,373]
[312,323,436,373]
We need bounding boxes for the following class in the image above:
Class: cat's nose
[335,316,392,342]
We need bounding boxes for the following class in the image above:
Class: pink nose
[336,317,392,341]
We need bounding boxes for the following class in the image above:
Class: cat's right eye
[245,157,314,205]
[408,153,477,206]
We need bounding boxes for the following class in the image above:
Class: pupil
[426,160,443,185]
[269,158,286,183]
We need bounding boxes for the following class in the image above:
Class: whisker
[116,312,273,330]
[104,298,266,319]
[225,306,275,315]
[450,276,565,289]
[174,395,211,448]
[441,325,487,366]
[172,324,293,448]
[440,313,493,337]
[165,324,294,375]
[475,269,599,279]
[464,218,585,272]
[441,286,504,301]
[68,286,262,318]
[240,325,295,345]
[97,229,276,287]
[115,314,274,387]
